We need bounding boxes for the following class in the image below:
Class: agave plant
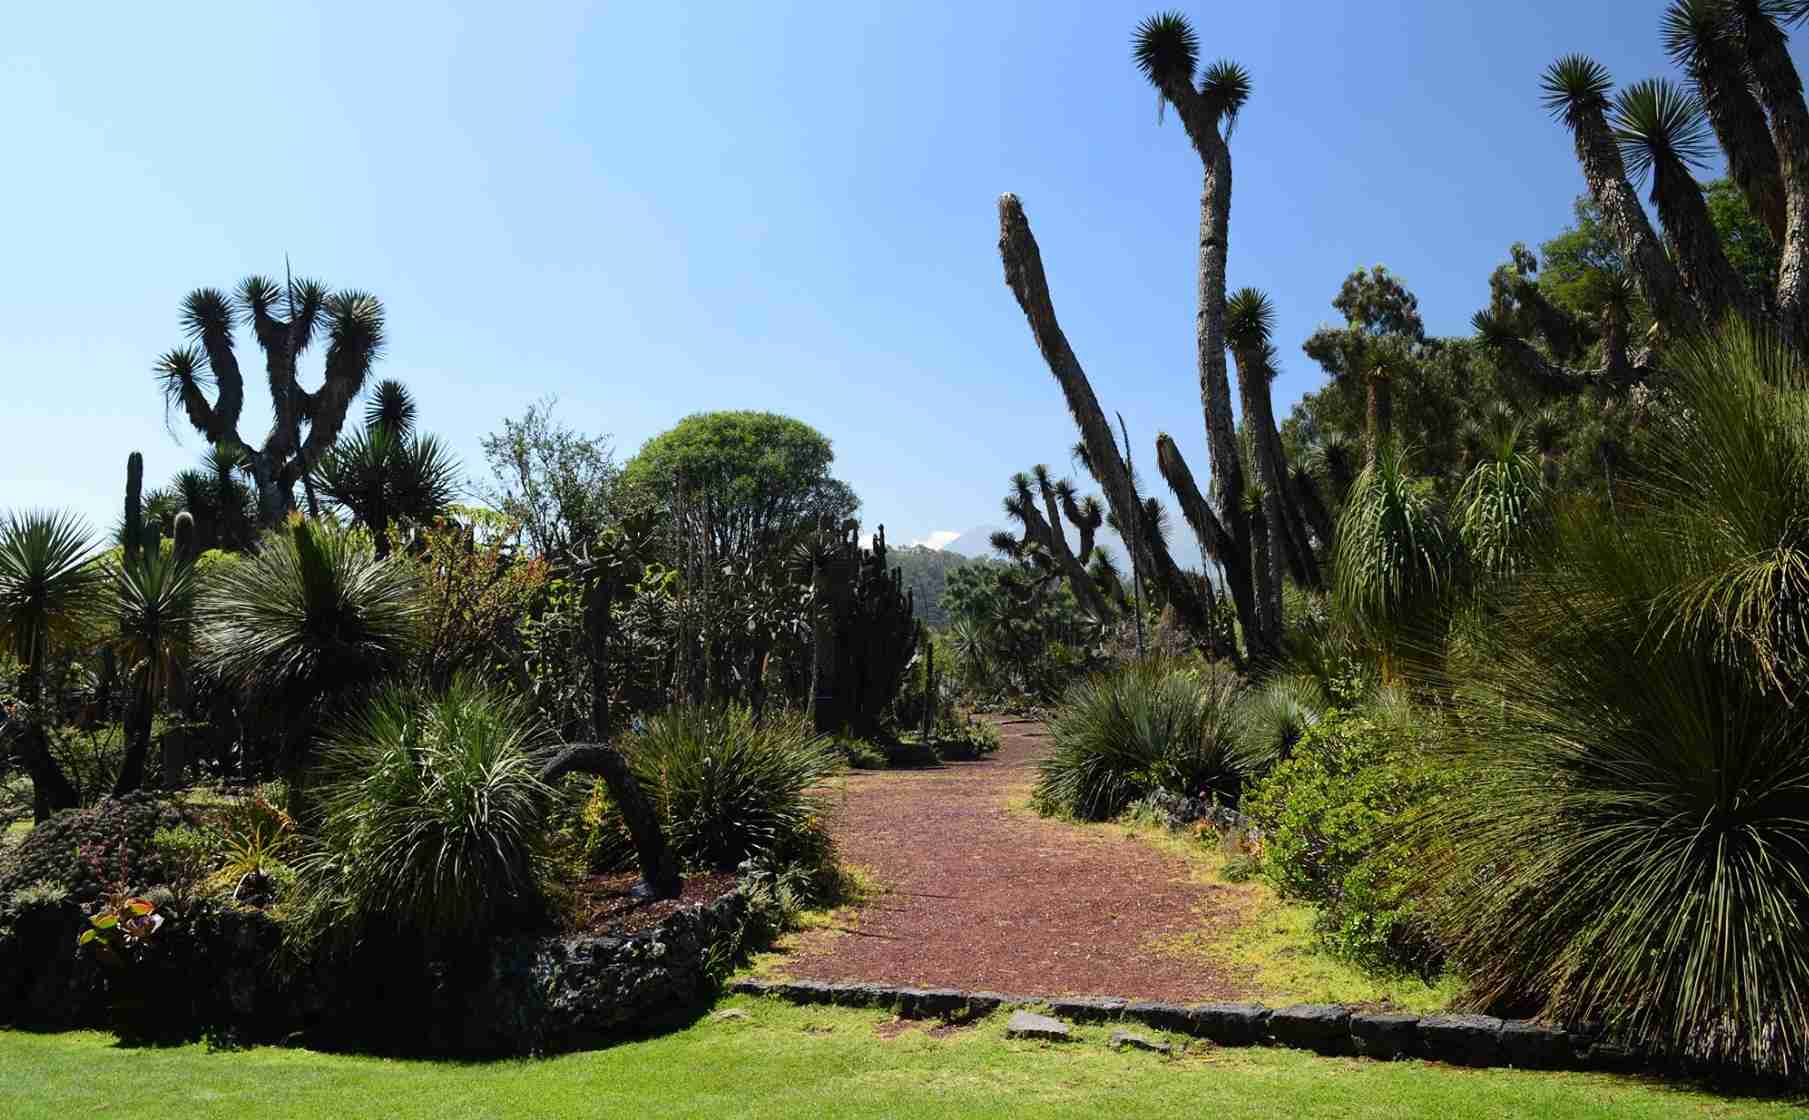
[0,510,104,815]
[197,517,423,810]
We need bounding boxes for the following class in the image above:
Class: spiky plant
[289,677,555,954]
[1034,658,1242,820]
[1331,440,1456,648]
[198,518,423,809]
[1422,322,1809,1076]
[1662,0,1786,243]
[1229,672,1328,775]
[0,510,104,814]
[1455,410,1548,583]
[108,544,196,795]
[313,426,458,556]
[364,378,417,436]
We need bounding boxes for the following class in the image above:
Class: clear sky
[0,1,1764,554]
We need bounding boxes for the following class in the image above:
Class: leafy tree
[155,276,385,526]
[479,398,620,561]
[621,411,858,567]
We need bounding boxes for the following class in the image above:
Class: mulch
[568,868,739,936]
[773,717,1253,1002]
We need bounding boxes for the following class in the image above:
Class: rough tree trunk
[1569,104,1697,332]
[1737,3,1809,347]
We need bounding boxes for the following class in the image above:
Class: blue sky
[0,1,1758,555]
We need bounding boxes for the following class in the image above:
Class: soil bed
[568,869,738,936]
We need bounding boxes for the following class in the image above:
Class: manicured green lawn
[2,998,1798,1119]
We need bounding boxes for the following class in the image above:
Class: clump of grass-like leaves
[624,705,842,871]
[1332,439,1457,663]
[1034,658,1241,820]
[1229,672,1328,775]
[1421,323,1809,1078]
[288,678,555,955]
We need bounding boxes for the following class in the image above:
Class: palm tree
[1541,55,1696,332]
[312,382,457,557]
[0,510,104,818]
[1612,78,1754,323]
[108,545,195,795]
[156,276,385,526]
[197,517,422,816]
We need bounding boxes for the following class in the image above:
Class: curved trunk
[18,658,78,820]
[1156,433,1260,664]
[540,744,682,899]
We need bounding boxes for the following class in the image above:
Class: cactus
[172,511,197,565]
[920,626,935,743]
[811,522,919,737]
[124,452,144,568]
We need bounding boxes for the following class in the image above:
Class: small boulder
[1110,1029,1173,1054]
[1499,1020,1571,1070]
[1006,1010,1072,1041]
[1047,996,1126,1022]
[1268,1004,1353,1055]
[1188,1002,1270,1046]
[711,1008,750,1023]
[1418,1013,1504,1067]
[1350,1012,1419,1060]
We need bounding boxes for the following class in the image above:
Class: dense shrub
[0,792,194,903]
[1418,326,1809,1077]
[287,679,555,955]
[1242,707,1448,977]
[1033,658,1241,821]
[622,705,841,871]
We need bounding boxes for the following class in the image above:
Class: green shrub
[623,705,841,871]
[150,825,222,903]
[1034,658,1241,821]
[288,679,555,954]
[1242,707,1448,977]
[1417,325,1809,1077]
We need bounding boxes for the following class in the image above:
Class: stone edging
[727,980,1636,1072]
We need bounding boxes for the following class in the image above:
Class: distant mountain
[886,544,985,626]
[939,524,1007,559]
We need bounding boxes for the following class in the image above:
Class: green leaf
[91,913,118,930]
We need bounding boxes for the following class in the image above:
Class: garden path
[771,717,1252,1001]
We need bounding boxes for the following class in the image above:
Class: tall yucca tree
[1000,466,1108,619]
[1133,12,1270,654]
[1662,0,1787,243]
[198,517,423,816]
[1613,78,1755,323]
[108,545,195,795]
[313,381,458,558]
[156,276,385,527]
[1541,55,1697,332]
[1227,287,1322,594]
[0,510,104,818]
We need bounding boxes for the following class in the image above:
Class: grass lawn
[3,998,1798,1119]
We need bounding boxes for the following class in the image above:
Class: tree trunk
[1027,480,1108,619]
[1568,105,1697,332]
[1737,4,1809,347]
[18,662,78,820]
[111,670,154,797]
[1155,434,1259,664]
[540,743,683,899]
[1653,161,1757,323]
[1366,369,1394,464]
[250,454,291,528]
[1230,348,1283,652]
[1689,20,1787,244]
[996,194,1217,638]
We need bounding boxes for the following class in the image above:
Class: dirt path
[772,718,1252,1001]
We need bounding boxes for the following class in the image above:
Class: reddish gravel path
[774,717,1251,1001]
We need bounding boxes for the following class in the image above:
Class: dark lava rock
[1110,1029,1173,1054]
[1268,1004,1353,1055]
[1349,1012,1419,1060]
[1047,996,1127,1022]
[1124,1001,1193,1033]
[1418,1013,1504,1066]
[1188,1002,1271,1046]
[1499,1020,1571,1070]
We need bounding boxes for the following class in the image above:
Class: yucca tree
[0,510,104,818]
[156,275,385,527]
[1455,409,1549,583]
[1727,0,1809,345]
[1612,78,1754,323]
[313,382,458,558]
[999,466,1109,619]
[1332,440,1455,675]
[1542,55,1696,332]
[1662,0,1786,243]
[108,545,195,795]
[1227,287,1322,595]
[198,517,423,815]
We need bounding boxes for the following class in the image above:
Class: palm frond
[1611,77,1714,188]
